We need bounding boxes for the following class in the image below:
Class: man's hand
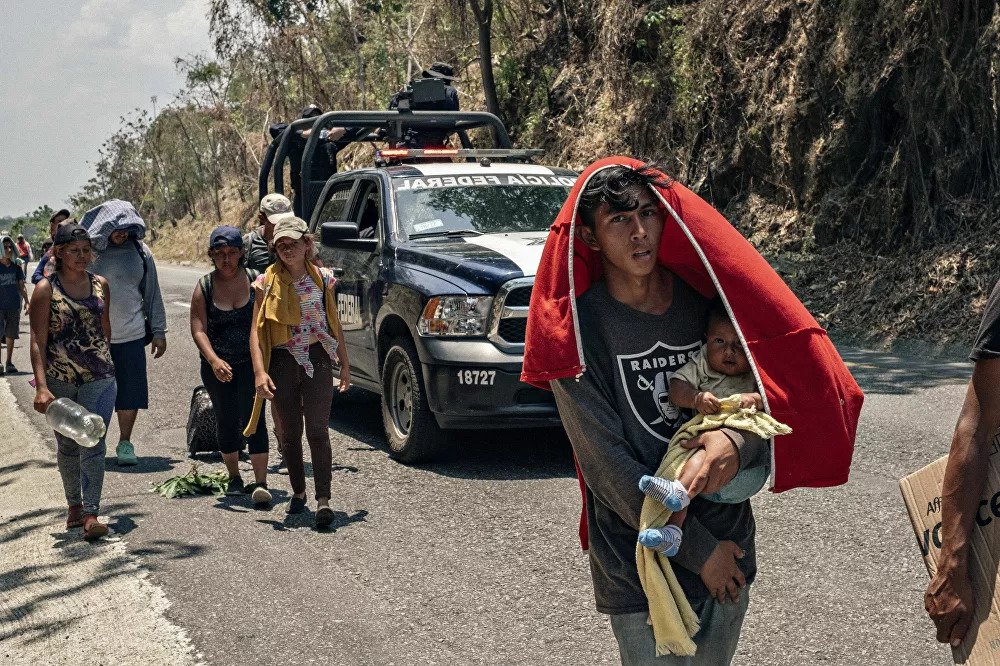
[925,565,975,647]
[681,430,740,495]
[695,391,721,414]
[150,338,167,359]
[700,541,746,602]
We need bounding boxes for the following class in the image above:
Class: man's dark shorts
[0,309,19,340]
[110,338,149,410]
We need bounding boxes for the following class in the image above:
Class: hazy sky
[0,0,212,217]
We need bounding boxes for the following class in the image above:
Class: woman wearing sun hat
[245,216,350,526]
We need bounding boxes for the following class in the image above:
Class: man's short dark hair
[577,163,671,229]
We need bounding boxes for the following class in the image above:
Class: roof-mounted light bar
[376,148,544,162]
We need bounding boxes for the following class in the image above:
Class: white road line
[171,301,191,308]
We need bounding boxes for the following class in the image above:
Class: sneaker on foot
[315,505,334,528]
[5,362,15,374]
[116,441,138,466]
[639,475,689,512]
[225,476,245,496]
[287,495,307,514]
[638,525,683,557]
[249,483,272,506]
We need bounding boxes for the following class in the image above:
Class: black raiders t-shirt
[551,278,764,612]
[971,280,1000,361]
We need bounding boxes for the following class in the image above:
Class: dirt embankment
[150,0,1000,348]
[492,0,1000,347]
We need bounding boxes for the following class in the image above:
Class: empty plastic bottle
[45,398,106,448]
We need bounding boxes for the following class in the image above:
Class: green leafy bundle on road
[151,464,229,498]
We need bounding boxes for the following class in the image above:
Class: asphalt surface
[3,262,969,665]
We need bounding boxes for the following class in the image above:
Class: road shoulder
[0,375,199,666]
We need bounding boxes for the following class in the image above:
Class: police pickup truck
[263,110,576,462]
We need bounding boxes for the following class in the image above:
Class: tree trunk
[469,0,501,121]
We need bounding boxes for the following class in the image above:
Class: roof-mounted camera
[393,78,449,113]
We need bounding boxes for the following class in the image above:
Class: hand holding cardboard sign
[926,565,975,647]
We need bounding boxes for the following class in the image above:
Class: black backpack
[186,386,219,457]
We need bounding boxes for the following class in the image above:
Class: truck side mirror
[320,221,377,251]
[321,221,360,245]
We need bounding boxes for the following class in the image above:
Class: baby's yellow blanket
[636,396,792,656]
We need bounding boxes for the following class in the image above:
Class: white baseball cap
[259,193,294,224]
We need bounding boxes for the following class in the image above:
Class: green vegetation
[56,0,1000,345]
[151,465,230,498]
[0,205,57,246]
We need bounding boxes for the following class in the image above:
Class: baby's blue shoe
[638,525,683,557]
[638,475,689,512]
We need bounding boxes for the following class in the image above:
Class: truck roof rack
[262,110,515,221]
[375,147,544,164]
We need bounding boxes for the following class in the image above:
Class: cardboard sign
[900,450,1000,665]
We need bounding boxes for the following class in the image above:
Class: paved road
[3,262,969,664]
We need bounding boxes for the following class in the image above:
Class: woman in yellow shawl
[246,216,350,528]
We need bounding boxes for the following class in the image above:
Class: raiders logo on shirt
[616,340,701,441]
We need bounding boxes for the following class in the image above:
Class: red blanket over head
[521,157,864,547]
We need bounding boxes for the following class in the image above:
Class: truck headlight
[418,295,494,336]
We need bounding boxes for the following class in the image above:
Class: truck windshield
[392,174,575,236]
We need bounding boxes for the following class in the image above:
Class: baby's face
[705,319,751,376]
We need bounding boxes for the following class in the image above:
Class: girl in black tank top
[202,271,256,367]
[189,229,269,495]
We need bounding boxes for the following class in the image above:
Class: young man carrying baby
[549,164,770,664]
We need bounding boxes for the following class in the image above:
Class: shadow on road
[427,428,576,481]
[1,507,65,548]
[839,348,971,395]
[327,388,576,481]
[328,387,385,448]
[256,508,368,533]
[0,459,56,481]
[130,539,207,563]
[211,488,289,513]
[0,501,204,646]
[103,455,179,474]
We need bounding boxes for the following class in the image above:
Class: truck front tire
[381,336,445,463]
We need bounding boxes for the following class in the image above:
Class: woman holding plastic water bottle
[29,222,117,540]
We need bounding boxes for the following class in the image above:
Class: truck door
[332,176,384,386]
[310,177,367,381]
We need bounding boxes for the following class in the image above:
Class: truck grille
[503,286,532,308]
[498,318,527,343]
[488,278,534,352]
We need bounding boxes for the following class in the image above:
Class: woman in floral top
[249,216,349,527]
